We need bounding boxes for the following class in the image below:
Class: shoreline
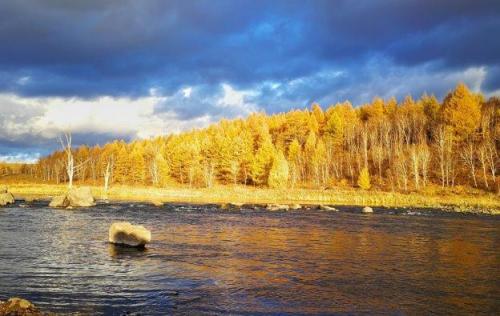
[3,182,499,215]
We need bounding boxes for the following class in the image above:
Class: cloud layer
[0,0,499,161]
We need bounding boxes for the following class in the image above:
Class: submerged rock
[266,204,290,211]
[109,222,152,247]
[362,206,374,213]
[0,297,46,316]
[49,187,95,208]
[319,205,339,212]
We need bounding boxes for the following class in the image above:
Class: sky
[1,0,500,162]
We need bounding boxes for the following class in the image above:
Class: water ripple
[0,203,498,315]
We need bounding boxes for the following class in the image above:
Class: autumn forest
[5,83,499,194]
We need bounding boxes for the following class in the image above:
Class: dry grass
[2,180,499,215]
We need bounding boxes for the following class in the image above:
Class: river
[0,202,498,315]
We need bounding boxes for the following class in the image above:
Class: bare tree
[59,132,74,189]
[484,139,498,193]
[410,145,420,190]
[59,132,91,189]
[419,142,431,188]
[360,125,369,169]
[103,155,114,197]
[460,140,477,188]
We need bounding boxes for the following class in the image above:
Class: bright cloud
[0,83,261,161]
[182,87,193,98]
[217,84,259,115]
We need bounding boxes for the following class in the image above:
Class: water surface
[0,202,498,315]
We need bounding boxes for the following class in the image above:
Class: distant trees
[26,83,498,194]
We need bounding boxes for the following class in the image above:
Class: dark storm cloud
[1,0,499,99]
[1,0,500,160]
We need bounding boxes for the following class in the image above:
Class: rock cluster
[0,186,15,206]
[49,187,95,208]
[109,222,152,247]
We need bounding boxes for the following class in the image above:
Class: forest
[9,83,499,194]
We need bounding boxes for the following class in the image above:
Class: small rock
[362,206,374,213]
[266,204,290,211]
[289,204,302,210]
[109,222,152,247]
[320,205,339,211]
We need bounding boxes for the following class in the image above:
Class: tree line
[22,83,499,193]
[0,163,26,177]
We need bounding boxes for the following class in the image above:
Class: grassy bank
[3,181,499,215]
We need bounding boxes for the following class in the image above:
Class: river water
[0,202,498,315]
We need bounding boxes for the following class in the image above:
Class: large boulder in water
[0,297,45,316]
[109,222,151,247]
[67,187,95,207]
[49,195,70,208]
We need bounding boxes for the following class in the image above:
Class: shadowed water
[0,202,499,315]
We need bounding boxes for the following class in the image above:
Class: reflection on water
[108,244,148,258]
[0,203,499,315]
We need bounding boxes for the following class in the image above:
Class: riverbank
[2,182,499,215]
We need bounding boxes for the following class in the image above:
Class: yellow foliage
[357,167,371,190]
